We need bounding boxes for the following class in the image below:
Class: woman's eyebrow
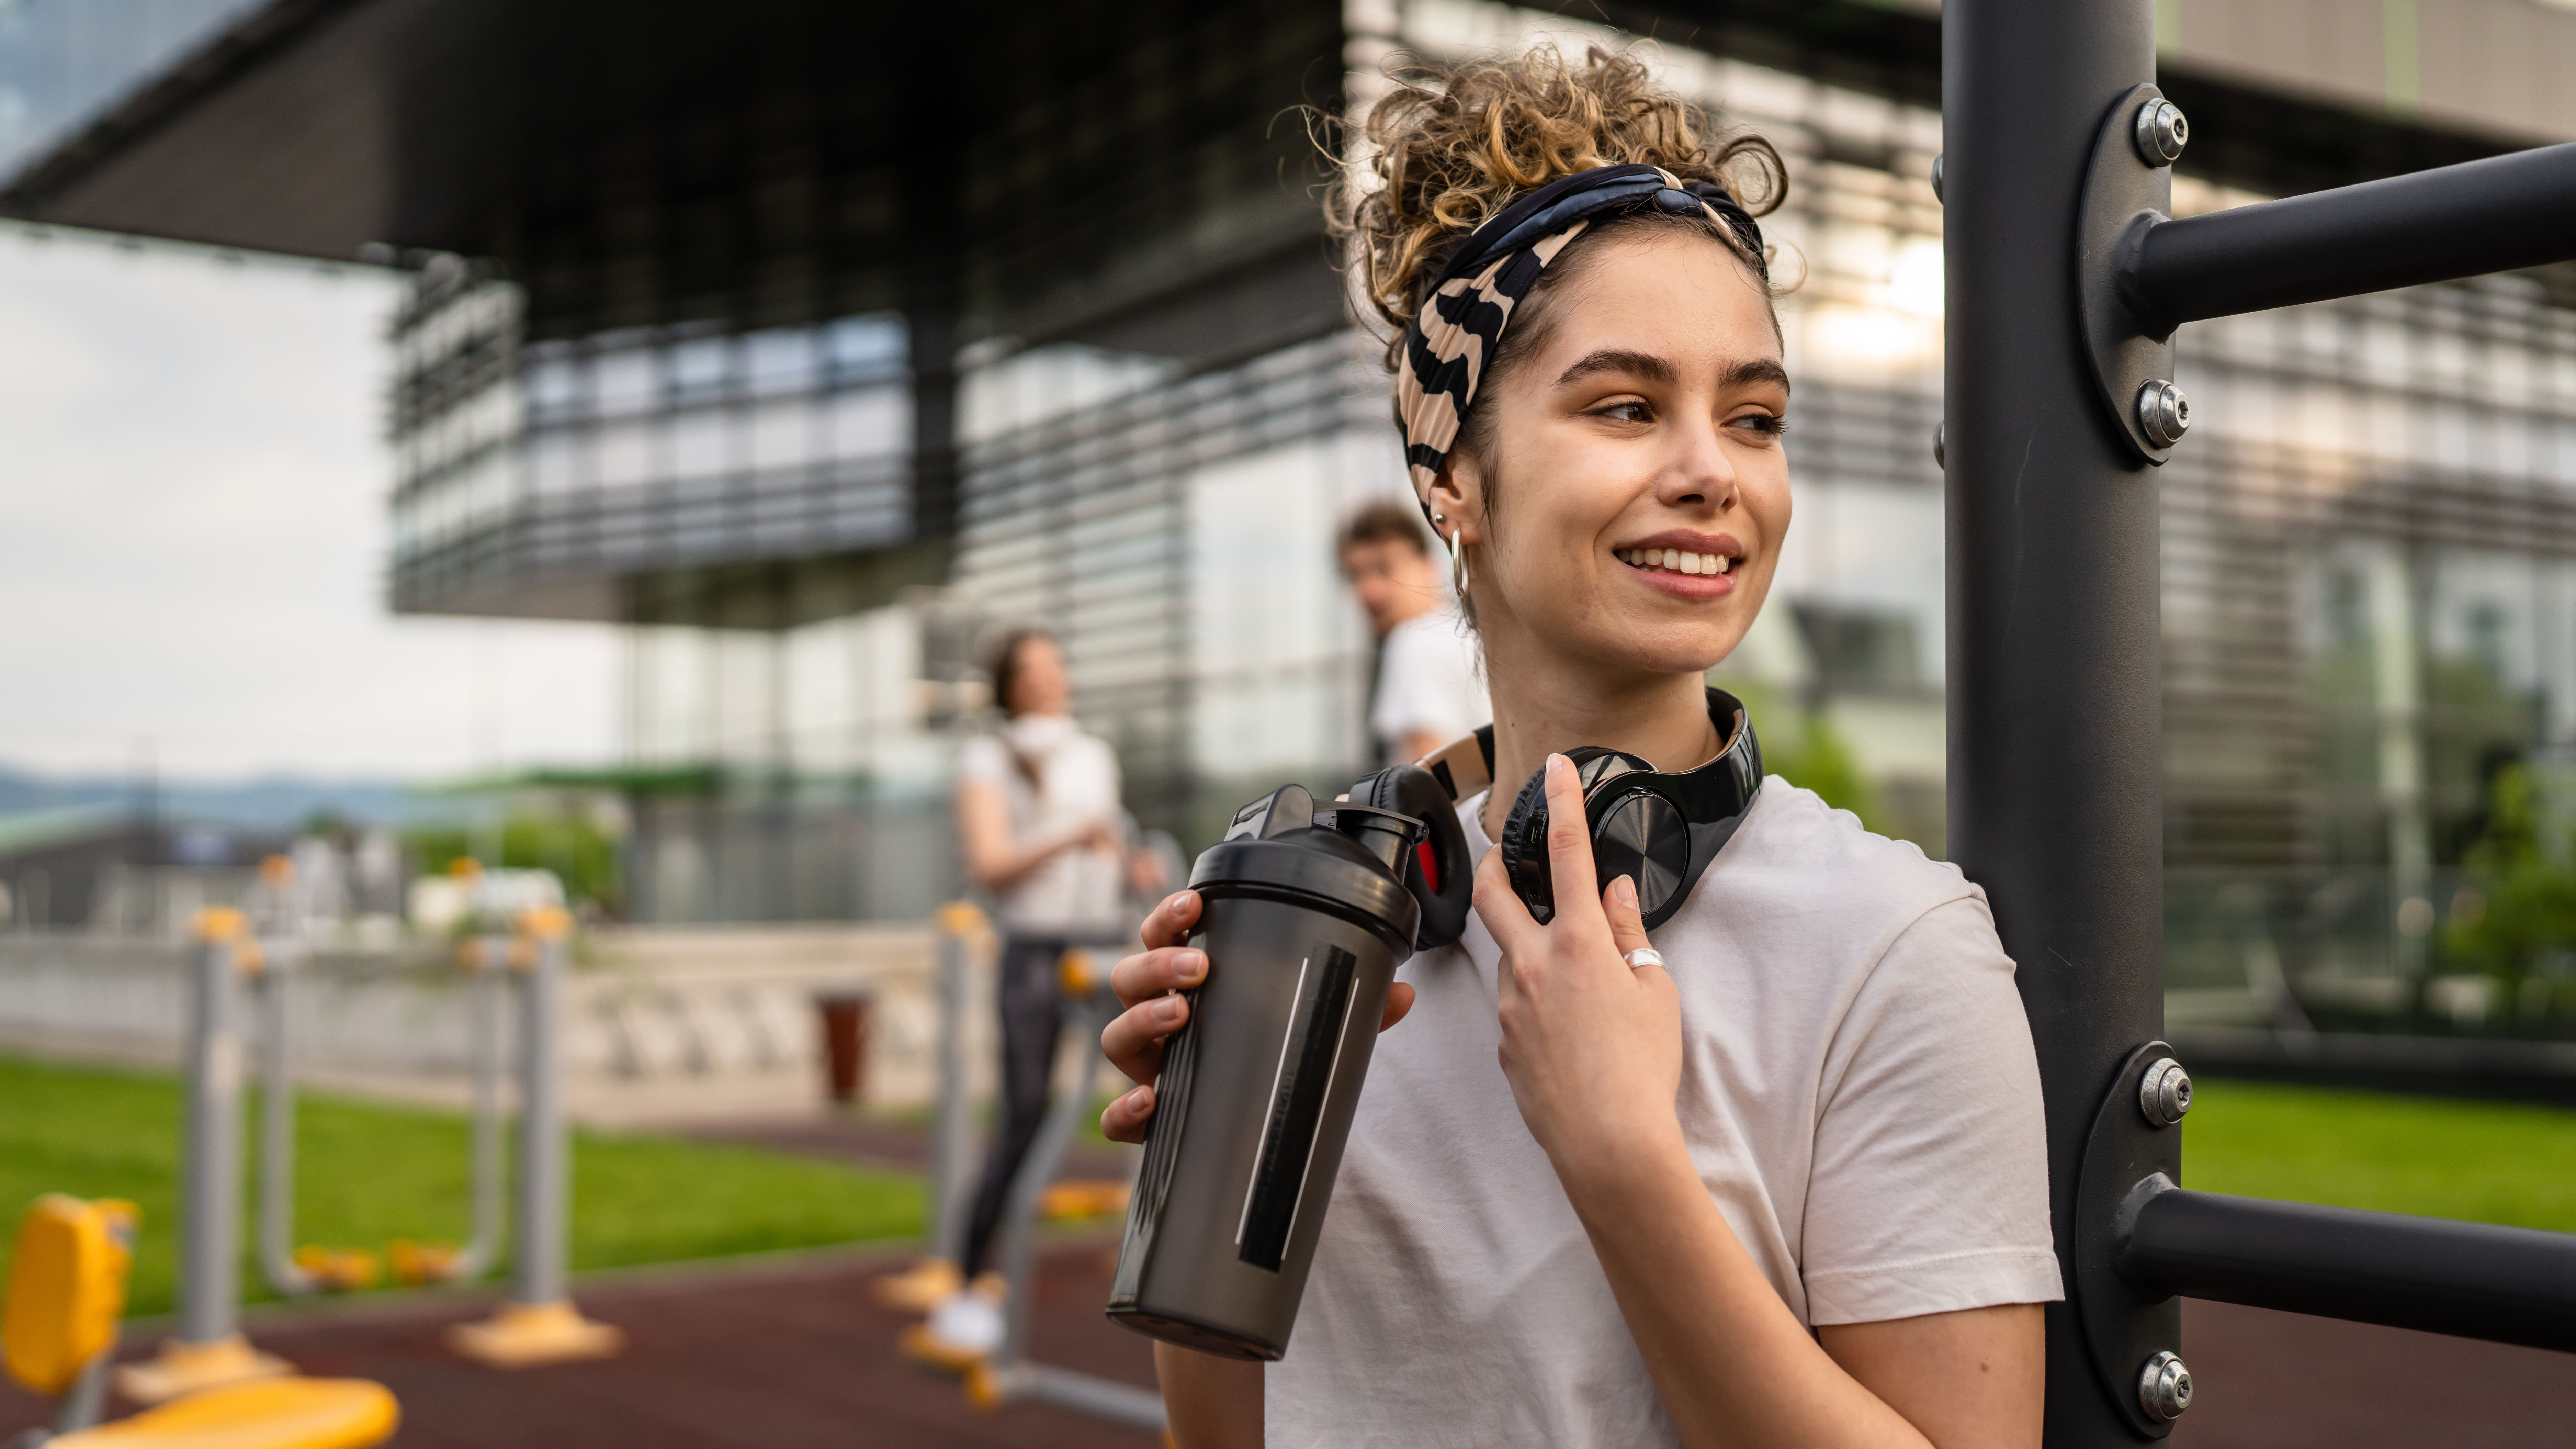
[1555,349,1676,386]
[1721,358,1792,394]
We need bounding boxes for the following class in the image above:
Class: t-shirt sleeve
[956,735,1008,785]
[1799,894,2062,1325]
[1370,616,1489,746]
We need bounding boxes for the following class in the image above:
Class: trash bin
[814,990,871,1105]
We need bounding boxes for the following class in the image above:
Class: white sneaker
[924,1288,1004,1358]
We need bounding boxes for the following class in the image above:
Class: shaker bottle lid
[1188,785,1422,952]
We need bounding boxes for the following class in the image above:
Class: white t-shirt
[956,714,1126,936]
[1267,782,2059,1448]
[1370,610,1490,758]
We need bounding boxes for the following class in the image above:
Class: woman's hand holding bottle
[1097,889,1417,1144]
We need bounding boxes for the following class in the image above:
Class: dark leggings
[960,935,1070,1278]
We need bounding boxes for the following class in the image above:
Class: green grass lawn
[9,1056,2572,1321]
[0,1055,924,1319]
[2185,1076,2576,1231]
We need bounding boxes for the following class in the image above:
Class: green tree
[2444,763,2576,1015]
[1720,679,1884,832]
[405,812,623,914]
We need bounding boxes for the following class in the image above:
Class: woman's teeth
[1616,547,1733,576]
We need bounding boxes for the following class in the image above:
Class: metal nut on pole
[2138,1350,2194,1420]
[1933,422,1946,469]
[2139,1056,2193,1126]
[1930,153,1944,203]
[2136,380,2190,448]
[2132,99,2188,166]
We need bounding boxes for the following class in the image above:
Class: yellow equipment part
[289,1248,380,1293]
[48,1377,398,1449]
[2,1196,136,1396]
[1037,1180,1132,1222]
[383,1239,462,1287]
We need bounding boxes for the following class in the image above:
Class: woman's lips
[1615,543,1741,599]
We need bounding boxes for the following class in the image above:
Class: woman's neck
[1475,633,1721,839]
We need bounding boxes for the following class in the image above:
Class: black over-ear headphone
[1344,688,1763,949]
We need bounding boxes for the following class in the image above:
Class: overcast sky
[0,225,621,782]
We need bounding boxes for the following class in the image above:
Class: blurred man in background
[1338,501,1488,768]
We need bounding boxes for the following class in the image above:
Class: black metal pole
[1944,2,2167,1444]
[2127,141,2576,334]
[2120,1180,2576,1353]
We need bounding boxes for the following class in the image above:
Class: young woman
[1099,47,2057,1448]
[901,628,1152,1355]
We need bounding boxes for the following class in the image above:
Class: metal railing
[1944,3,2576,1442]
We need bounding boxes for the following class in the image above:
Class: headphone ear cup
[1357,765,1473,951]
[1498,766,1557,926]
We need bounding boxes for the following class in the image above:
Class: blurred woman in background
[897,627,1154,1359]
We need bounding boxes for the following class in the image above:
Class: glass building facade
[34,0,2533,1036]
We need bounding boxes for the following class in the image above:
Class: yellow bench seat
[50,1378,398,1449]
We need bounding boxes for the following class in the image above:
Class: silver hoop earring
[1449,532,1472,596]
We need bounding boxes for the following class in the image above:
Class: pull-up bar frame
[1945,2,2576,1442]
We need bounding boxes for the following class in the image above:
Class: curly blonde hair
[1331,43,1788,366]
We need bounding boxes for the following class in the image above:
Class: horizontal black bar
[2126,141,2576,334]
[2119,1179,2576,1352]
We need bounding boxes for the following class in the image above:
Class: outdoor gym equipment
[3,1195,398,1449]
[961,942,1165,1430]
[883,906,1162,1432]
[113,910,295,1405]
[249,872,506,1298]
[1944,3,2576,1440]
[444,908,624,1368]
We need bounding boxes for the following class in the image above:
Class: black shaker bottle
[1104,782,1429,1360]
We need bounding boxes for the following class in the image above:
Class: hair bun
[1328,43,1786,358]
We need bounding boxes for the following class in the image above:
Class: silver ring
[1623,948,1664,970]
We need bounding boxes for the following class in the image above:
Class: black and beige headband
[1394,162,1768,495]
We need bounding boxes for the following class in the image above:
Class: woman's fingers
[1471,847,1539,957]
[1380,981,1417,1032]
[1101,992,1192,1085]
[1109,943,1207,1010]
[1100,1083,1155,1144]
[1539,753,1608,929]
[1134,889,1201,953]
[1602,873,1651,958]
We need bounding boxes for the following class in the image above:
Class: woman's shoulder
[1703,779,1987,939]
[957,733,1009,779]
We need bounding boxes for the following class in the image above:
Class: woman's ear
[1423,455,1480,548]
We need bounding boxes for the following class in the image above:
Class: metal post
[930,903,979,1264]
[114,910,291,1403]
[446,909,623,1367]
[255,944,316,1296]
[1944,2,2170,1444]
[178,927,246,1346]
[459,959,506,1279]
[513,926,567,1308]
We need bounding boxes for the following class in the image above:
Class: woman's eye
[1595,401,1653,424]
[1730,412,1788,438]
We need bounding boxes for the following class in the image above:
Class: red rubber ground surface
[9,1249,2568,1445]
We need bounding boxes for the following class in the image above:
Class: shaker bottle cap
[1187,785,1422,953]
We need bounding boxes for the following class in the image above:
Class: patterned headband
[1394,162,1768,495]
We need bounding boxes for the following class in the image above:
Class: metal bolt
[2133,99,2188,166]
[1933,421,1946,469]
[2136,380,2190,448]
[2139,1056,2193,1126]
[1930,153,1944,203]
[2139,1350,2194,1421]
